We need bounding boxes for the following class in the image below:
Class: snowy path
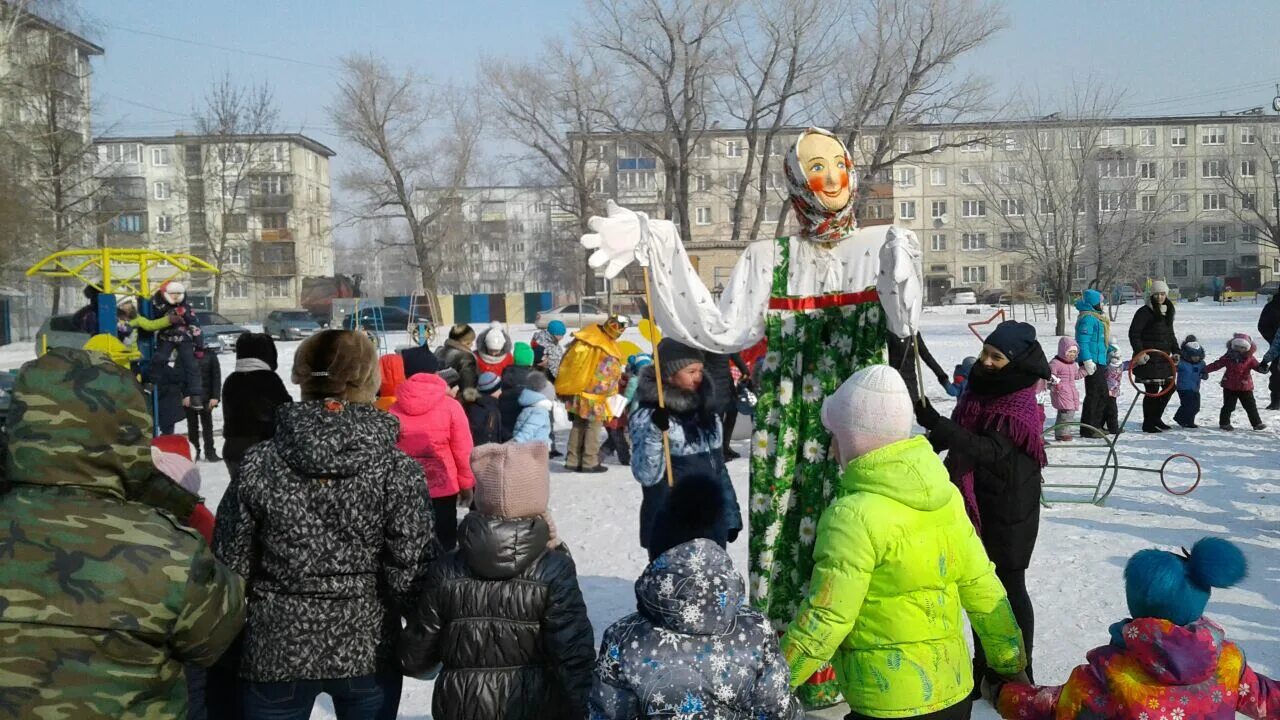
[5,300,1275,719]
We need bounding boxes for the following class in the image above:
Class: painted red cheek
[808,175,825,193]
[839,170,849,189]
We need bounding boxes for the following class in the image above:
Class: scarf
[235,358,272,373]
[783,127,859,244]
[1080,307,1111,344]
[947,369,1048,534]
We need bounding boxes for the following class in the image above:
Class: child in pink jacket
[1050,337,1087,440]
[391,370,476,552]
[1204,333,1267,432]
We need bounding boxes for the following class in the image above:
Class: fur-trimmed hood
[633,365,716,416]
[475,324,513,363]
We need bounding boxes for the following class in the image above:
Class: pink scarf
[946,386,1047,533]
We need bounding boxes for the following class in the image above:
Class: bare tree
[1218,117,1280,274]
[586,0,735,243]
[824,0,1005,213]
[188,73,280,313]
[329,54,482,304]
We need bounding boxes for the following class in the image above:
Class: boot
[1268,398,1280,411]
[1220,423,1235,432]
[1154,419,1172,431]
[1254,422,1268,431]
[1142,424,1163,434]
[723,446,742,461]
[205,447,221,462]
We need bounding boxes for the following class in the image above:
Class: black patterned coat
[213,400,436,682]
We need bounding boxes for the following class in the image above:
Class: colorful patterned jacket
[998,617,1279,720]
[555,324,625,422]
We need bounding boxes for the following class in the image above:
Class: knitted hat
[821,365,913,461]
[162,281,186,303]
[648,473,728,558]
[437,367,460,388]
[984,320,1038,361]
[235,332,279,370]
[448,324,475,343]
[1150,280,1170,295]
[292,330,380,403]
[657,338,704,378]
[1228,333,1252,353]
[150,435,200,494]
[483,324,507,353]
[477,371,501,394]
[472,442,550,519]
[1124,537,1247,626]
[513,342,534,367]
[525,370,555,401]
[547,320,567,337]
[628,353,654,374]
[1180,335,1202,359]
[1083,288,1104,309]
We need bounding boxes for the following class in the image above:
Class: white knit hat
[821,365,913,462]
[1150,280,1170,295]
[483,324,507,353]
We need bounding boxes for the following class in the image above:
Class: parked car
[980,288,1009,305]
[1259,281,1279,298]
[35,314,226,357]
[197,311,247,352]
[535,302,609,329]
[341,305,430,332]
[942,287,977,306]
[264,309,322,340]
[1112,285,1141,304]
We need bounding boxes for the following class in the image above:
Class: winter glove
[458,487,474,506]
[1133,353,1149,366]
[935,371,950,389]
[652,407,670,432]
[727,528,739,544]
[1260,361,1271,373]
[1171,354,1180,363]
[581,200,653,279]
[1083,360,1097,376]
[945,383,961,398]
[914,398,941,430]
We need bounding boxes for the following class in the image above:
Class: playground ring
[1127,348,1177,398]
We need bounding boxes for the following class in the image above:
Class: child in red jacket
[1203,333,1267,431]
[992,537,1278,720]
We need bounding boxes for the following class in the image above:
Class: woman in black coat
[1128,283,1179,432]
[702,352,749,459]
[220,333,292,480]
[915,320,1051,687]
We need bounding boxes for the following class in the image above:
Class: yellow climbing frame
[25,248,219,298]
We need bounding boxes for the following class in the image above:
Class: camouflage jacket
[0,347,246,719]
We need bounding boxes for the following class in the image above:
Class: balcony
[259,228,292,242]
[250,193,292,210]
[95,195,147,212]
[252,240,297,277]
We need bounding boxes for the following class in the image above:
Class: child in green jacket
[780,366,1027,720]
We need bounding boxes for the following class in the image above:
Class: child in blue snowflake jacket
[589,475,801,720]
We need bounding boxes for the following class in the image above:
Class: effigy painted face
[784,128,859,243]
[797,133,852,211]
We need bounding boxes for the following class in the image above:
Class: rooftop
[94,132,337,158]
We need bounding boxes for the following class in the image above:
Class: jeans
[1080,370,1108,436]
[973,567,1034,689]
[186,406,215,453]
[240,672,401,720]
[433,494,458,553]
[1221,390,1262,428]
[847,698,972,720]
[1173,389,1201,427]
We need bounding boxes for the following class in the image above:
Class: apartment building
[580,115,1280,300]
[93,133,336,322]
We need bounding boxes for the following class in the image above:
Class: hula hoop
[1159,453,1202,496]
[1127,349,1177,398]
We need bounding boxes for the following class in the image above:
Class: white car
[943,287,978,305]
[535,303,609,329]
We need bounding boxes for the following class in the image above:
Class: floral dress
[749,236,887,707]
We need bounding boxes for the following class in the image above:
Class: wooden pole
[641,266,676,487]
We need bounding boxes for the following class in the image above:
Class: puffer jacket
[512,388,554,446]
[391,372,476,498]
[1129,297,1179,382]
[212,400,436,682]
[400,514,595,720]
[1049,337,1086,411]
[630,367,743,545]
[589,539,802,719]
[1074,290,1110,366]
[221,365,292,465]
[0,348,245,720]
[998,617,1279,720]
[1176,350,1207,393]
[499,364,535,437]
[780,436,1025,718]
[151,288,201,343]
[436,338,480,396]
[1204,334,1261,392]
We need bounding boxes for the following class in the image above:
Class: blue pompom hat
[1123,537,1247,626]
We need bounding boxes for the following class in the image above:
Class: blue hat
[1124,537,1247,626]
[1083,288,1104,308]
[477,371,501,394]
[983,320,1038,361]
[628,353,653,374]
[547,320,567,337]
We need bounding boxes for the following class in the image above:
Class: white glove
[1083,360,1096,376]
[581,200,650,279]
[1134,354,1149,366]
[876,225,924,339]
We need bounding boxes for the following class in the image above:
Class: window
[1099,192,1135,211]
[999,232,1025,249]
[1241,160,1257,177]
[1202,193,1226,211]
[156,214,172,233]
[896,167,916,187]
[961,232,987,251]
[1037,130,1055,149]
[931,200,947,219]
[1272,126,1280,145]
[266,278,291,298]
[1141,228,1155,245]
[1004,135,1021,153]
[898,200,916,219]
[219,145,246,163]
[1243,192,1257,210]
[110,213,144,233]
[1172,160,1187,178]
[896,136,913,153]
[153,181,170,200]
[1098,159,1136,178]
[258,174,287,194]
[226,246,243,265]
[151,147,170,166]
[1202,160,1224,178]
[104,143,141,163]
[305,152,316,170]
[694,174,708,192]
[930,233,947,251]
[224,280,247,299]
[1101,128,1125,146]
[1202,225,1227,244]
[725,139,743,158]
[1140,194,1157,212]
[1202,259,1227,276]
[959,167,977,184]
[1139,161,1157,179]
[1000,198,1025,216]
[1201,126,1225,145]
[1139,128,1156,146]
[1070,131,1085,149]
[928,133,944,150]
[962,133,981,152]
[1171,259,1188,277]
[1241,126,1257,144]
[962,266,987,283]
[223,213,248,233]
[1242,224,1258,243]
[693,142,710,159]
[961,199,986,217]
[1000,264,1026,282]
[930,264,948,273]
[695,206,712,225]
[1172,227,1188,245]
[724,172,742,190]
[1170,128,1187,146]
[1171,193,1188,212]
[1037,197,1054,214]
[862,136,878,152]
[617,171,656,190]
[591,176,606,193]
[766,172,783,190]
[930,167,947,186]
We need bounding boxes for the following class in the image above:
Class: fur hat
[448,324,475,343]
[1124,537,1247,626]
[292,330,380,404]
[513,342,535,367]
[647,473,728,558]
[821,365,913,461]
[1150,280,1170,296]
[235,332,279,370]
[984,320,1038,361]
[471,442,559,548]
[657,338,704,378]
[477,371,501,394]
[150,436,200,494]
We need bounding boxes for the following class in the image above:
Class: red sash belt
[767,289,879,311]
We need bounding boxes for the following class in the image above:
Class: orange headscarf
[375,353,406,411]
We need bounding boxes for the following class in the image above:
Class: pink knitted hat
[471,442,558,547]
[150,441,201,494]
[821,365,913,462]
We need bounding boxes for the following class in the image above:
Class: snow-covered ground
[4,300,1276,719]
